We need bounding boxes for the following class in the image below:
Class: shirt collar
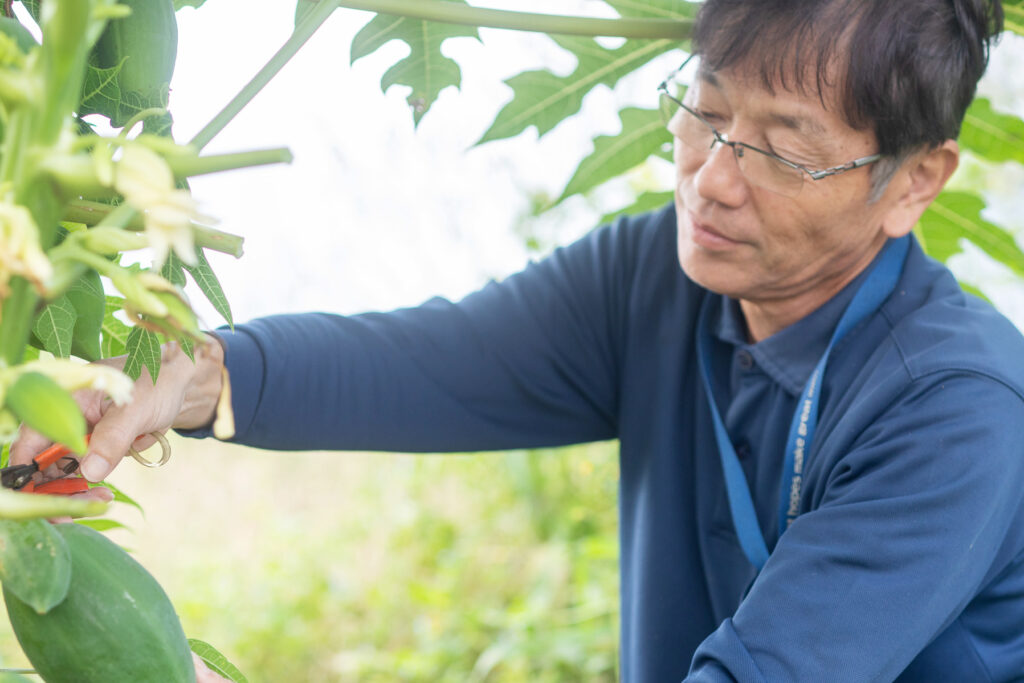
[713,245,885,396]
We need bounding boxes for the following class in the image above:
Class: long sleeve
[685,373,1024,682]
[198,214,656,453]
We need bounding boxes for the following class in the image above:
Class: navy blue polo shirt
[192,204,1024,681]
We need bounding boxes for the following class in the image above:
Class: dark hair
[692,0,1003,162]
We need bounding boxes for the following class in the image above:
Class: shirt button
[736,350,754,370]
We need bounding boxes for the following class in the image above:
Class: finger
[70,486,114,505]
[10,425,54,466]
[128,432,159,452]
[80,411,151,482]
[11,389,113,468]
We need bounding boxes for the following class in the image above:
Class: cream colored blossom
[0,202,53,300]
[20,359,134,406]
[114,144,201,268]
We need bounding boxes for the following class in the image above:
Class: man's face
[674,61,896,311]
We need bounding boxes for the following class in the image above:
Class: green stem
[0,108,30,186]
[0,487,107,519]
[63,200,245,258]
[40,147,292,197]
[190,0,342,150]
[0,278,37,364]
[325,0,695,38]
[165,148,293,178]
[118,107,171,136]
[56,245,119,276]
[39,0,93,145]
[193,223,245,258]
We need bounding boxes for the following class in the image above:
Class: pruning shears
[0,432,172,495]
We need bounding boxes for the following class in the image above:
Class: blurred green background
[0,437,621,681]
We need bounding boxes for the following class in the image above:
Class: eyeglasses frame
[657,55,882,189]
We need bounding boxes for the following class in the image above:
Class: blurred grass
[0,436,620,682]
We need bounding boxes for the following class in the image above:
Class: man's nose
[690,140,747,207]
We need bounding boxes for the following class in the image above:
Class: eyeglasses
[657,55,882,198]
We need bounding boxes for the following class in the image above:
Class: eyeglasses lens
[658,89,804,198]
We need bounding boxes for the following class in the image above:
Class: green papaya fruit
[4,372,87,455]
[4,523,195,683]
[92,0,178,128]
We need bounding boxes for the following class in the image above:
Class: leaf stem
[165,148,293,178]
[40,147,292,197]
[0,487,107,519]
[189,0,342,150]
[192,223,245,258]
[0,278,37,364]
[325,0,695,39]
[63,200,245,258]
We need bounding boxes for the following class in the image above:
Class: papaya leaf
[101,296,131,358]
[476,35,677,145]
[140,107,174,137]
[0,671,34,681]
[960,98,1024,165]
[78,61,122,121]
[556,107,670,205]
[1004,3,1024,36]
[350,0,479,125]
[188,639,249,683]
[32,296,76,358]
[124,326,162,382]
[116,89,173,135]
[161,251,188,288]
[0,519,71,614]
[184,249,232,327]
[918,191,1024,277]
[180,334,195,361]
[174,0,209,9]
[74,518,129,533]
[599,190,674,225]
[66,268,105,361]
[19,0,40,21]
[99,479,144,516]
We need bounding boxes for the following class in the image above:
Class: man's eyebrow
[696,68,831,141]
[698,68,830,137]
[768,112,828,136]
[698,69,721,88]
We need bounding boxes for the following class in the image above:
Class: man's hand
[9,336,226,488]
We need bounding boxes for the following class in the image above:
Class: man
[14,0,1024,680]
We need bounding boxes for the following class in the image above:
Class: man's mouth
[688,212,743,249]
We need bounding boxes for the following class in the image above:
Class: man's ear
[880,140,959,239]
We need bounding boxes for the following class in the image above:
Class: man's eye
[698,110,724,124]
[767,144,815,166]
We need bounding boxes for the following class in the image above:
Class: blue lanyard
[695,236,910,570]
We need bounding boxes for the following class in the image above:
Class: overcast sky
[165,3,1024,330]
[169,0,678,329]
